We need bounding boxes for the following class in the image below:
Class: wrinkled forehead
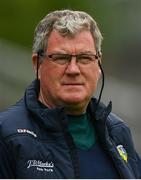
[46,30,96,54]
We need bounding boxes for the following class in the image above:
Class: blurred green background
[0,0,141,153]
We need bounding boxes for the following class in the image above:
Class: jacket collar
[24,80,65,132]
[88,98,112,146]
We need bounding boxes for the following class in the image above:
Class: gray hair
[32,9,103,55]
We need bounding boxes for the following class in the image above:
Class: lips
[62,83,84,85]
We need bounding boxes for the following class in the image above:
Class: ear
[97,56,102,75]
[98,52,102,63]
[32,53,39,74]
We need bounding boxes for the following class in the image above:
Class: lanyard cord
[95,60,105,112]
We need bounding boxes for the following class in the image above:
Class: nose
[65,58,80,75]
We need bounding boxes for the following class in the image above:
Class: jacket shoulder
[107,112,126,128]
[0,99,30,138]
[107,112,131,141]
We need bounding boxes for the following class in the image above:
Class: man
[0,9,141,178]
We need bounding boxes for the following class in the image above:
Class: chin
[61,95,88,105]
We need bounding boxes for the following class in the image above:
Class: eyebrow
[46,50,97,55]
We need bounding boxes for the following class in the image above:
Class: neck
[38,92,53,108]
[64,104,87,115]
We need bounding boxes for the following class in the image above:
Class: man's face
[33,30,101,114]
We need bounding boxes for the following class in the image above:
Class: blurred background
[0,0,141,154]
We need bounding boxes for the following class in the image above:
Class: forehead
[46,30,96,53]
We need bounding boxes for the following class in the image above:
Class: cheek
[87,67,101,92]
[39,61,52,79]
[38,63,53,87]
[89,66,101,83]
[38,62,63,88]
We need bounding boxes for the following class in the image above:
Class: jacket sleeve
[0,138,15,178]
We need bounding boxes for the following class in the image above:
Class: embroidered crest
[117,145,128,162]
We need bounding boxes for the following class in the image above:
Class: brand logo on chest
[27,160,54,172]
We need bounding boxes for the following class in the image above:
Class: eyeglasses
[41,53,98,65]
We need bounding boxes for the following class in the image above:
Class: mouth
[62,83,84,91]
[62,83,84,86]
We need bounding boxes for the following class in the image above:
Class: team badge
[117,145,128,162]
